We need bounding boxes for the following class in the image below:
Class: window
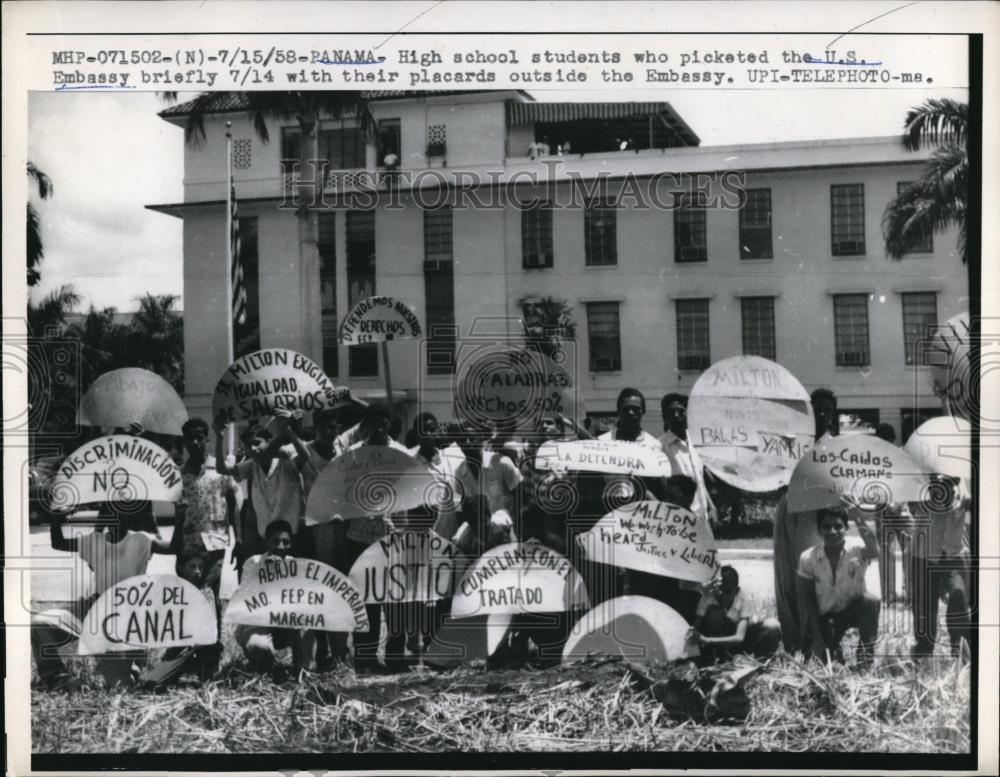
[901,292,938,366]
[379,119,401,168]
[232,138,252,170]
[584,198,617,266]
[346,210,378,377]
[675,298,710,370]
[674,194,707,263]
[586,302,621,372]
[833,294,870,366]
[897,182,934,253]
[318,213,338,377]
[233,217,260,358]
[281,124,366,173]
[522,203,554,269]
[427,124,447,157]
[739,188,772,259]
[831,184,865,255]
[424,208,456,375]
[741,297,776,360]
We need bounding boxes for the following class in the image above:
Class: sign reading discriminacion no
[212,348,350,424]
[577,500,719,583]
[339,295,422,345]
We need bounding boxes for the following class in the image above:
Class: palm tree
[161,92,375,359]
[882,99,968,263]
[27,162,53,286]
[126,293,184,394]
[520,295,577,359]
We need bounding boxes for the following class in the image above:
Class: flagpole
[224,122,236,456]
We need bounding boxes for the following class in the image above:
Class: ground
[28,524,969,754]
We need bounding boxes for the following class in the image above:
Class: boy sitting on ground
[235,520,316,673]
[693,565,781,661]
[797,503,880,668]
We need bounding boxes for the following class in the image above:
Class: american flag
[230,183,247,326]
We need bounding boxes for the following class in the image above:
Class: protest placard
[688,355,814,492]
[339,295,422,345]
[211,348,350,424]
[78,368,189,436]
[562,596,698,665]
[903,416,972,485]
[577,500,719,583]
[454,344,580,435]
[304,445,443,523]
[534,439,672,477]
[787,434,929,512]
[78,574,217,655]
[348,530,461,603]
[48,434,181,511]
[450,542,589,618]
[224,556,369,632]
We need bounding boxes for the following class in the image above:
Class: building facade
[151,91,965,441]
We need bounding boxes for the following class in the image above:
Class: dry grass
[31,604,970,754]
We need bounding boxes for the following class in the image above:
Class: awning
[505,102,699,147]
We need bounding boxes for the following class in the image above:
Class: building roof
[506,101,700,147]
[158,90,534,119]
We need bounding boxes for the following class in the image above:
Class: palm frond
[902,99,967,151]
[27,162,53,199]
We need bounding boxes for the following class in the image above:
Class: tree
[125,293,185,394]
[520,295,577,359]
[27,162,53,286]
[161,91,375,359]
[882,99,968,263]
[27,285,81,436]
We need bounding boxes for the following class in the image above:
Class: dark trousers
[910,555,970,657]
[817,594,880,664]
[344,538,383,664]
[698,605,782,661]
[384,601,439,663]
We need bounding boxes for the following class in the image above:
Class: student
[215,419,305,557]
[175,418,242,595]
[694,565,781,661]
[279,406,350,667]
[144,546,224,686]
[32,506,173,688]
[908,474,970,658]
[235,520,316,672]
[598,387,662,450]
[340,403,412,673]
[773,387,838,652]
[797,504,880,667]
[658,393,717,525]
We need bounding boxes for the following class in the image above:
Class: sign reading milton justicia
[340,296,422,346]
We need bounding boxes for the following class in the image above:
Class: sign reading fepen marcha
[578,500,719,583]
[49,435,182,511]
[79,575,217,655]
[349,530,461,604]
[224,556,369,632]
[339,296,422,345]
[212,348,349,424]
[450,543,590,617]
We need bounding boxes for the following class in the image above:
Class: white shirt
[658,429,716,522]
[455,451,522,517]
[234,452,304,537]
[410,444,464,538]
[77,530,153,595]
[797,539,872,615]
[598,428,663,452]
[344,438,412,545]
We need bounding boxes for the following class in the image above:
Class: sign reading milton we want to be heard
[340,296,422,345]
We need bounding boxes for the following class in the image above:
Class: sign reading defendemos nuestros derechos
[687,355,814,493]
[787,434,929,512]
[339,295,422,345]
[450,543,590,617]
[78,574,217,654]
[454,345,580,435]
[225,556,369,632]
[212,348,350,424]
[48,434,182,512]
[577,500,719,583]
[305,445,443,523]
[349,530,461,604]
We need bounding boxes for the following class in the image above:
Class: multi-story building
[150,90,965,441]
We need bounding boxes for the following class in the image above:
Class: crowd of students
[32,384,971,689]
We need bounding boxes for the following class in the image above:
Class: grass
[30,601,971,754]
